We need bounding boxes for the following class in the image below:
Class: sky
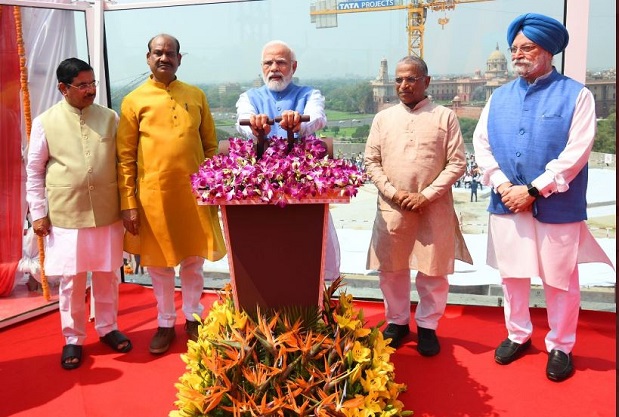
[55,0,618,86]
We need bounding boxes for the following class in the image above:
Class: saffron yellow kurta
[116,77,226,267]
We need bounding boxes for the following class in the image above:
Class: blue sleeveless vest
[487,69,588,223]
[246,83,314,139]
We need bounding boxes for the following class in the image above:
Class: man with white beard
[235,40,340,282]
[473,13,614,382]
[235,40,327,140]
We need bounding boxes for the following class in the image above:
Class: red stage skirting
[0,283,615,417]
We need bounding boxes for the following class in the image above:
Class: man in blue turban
[507,13,569,56]
[473,13,614,382]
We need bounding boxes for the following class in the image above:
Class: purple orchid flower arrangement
[191,136,366,207]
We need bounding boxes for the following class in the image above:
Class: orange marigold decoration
[14,6,50,300]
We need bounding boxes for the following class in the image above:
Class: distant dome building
[485,43,509,80]
[483,43,511,100]
[366,44,614,119]
[370,43,515,113]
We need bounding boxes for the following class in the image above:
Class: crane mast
[309,0,493,58]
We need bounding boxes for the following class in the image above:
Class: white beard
[264,72,293,92]
[512,58,545,78]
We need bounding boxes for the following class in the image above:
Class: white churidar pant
[324,213,341,281]
[59,269,120,345]
[148,256,205,328]
[502,266,580,353]
[379,269,449,330]
[488,211,613,353]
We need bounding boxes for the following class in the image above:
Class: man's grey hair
[261,40,297,62]
[397,56,428,76]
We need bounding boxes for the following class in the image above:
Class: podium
[207,194,348,314]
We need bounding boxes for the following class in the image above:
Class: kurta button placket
[169,92,181,125]
[408,120,415,140]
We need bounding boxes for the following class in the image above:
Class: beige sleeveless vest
[40,100,120,228]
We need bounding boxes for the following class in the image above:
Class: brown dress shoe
[149,327,176,354]
[185,320,200,342]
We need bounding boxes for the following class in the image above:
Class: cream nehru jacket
[40,100,120,228]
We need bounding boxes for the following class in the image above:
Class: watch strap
[527,183,540,197]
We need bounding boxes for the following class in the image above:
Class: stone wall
[332,142,367,159]
[590,151,616,168]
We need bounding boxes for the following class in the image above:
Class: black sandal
[100,330,132,353]
[61,344,83,370]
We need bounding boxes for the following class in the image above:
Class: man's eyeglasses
[66,81,99,91]
[508,44,538,55]
[395,76,425,84]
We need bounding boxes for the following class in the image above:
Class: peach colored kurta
[116,77,226,267]
[365,99,472,275]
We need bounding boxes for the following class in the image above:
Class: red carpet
[0,283,615,417]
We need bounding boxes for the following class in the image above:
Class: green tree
[216,128,233,143]
[325,82,374,113]
[352,124,370,140]
[457,117,479,143]
[593,108,616,154]
[220,91,241,109]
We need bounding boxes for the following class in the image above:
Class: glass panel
[585,0,616,242]
[3,1,612,310]
[587,0,616,119]
[104,0,614,151]
[105,1,572,112]
[104,1,615,306]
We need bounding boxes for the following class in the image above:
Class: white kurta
[26,118,123,276]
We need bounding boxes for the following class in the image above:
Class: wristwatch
[526,183,540,197]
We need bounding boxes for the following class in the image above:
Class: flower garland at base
[170,278,412,417]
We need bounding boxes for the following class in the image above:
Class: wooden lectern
[206,134,345,314]
[212,193,348,314]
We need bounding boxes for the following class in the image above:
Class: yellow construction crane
[310,0,493,59]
